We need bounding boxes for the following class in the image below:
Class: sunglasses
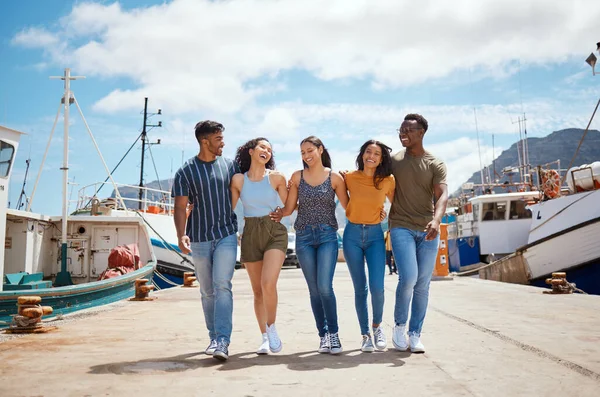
[396,127,424,135]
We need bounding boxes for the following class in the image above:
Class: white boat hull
[522,219,600,280]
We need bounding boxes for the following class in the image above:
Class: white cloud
[256,108,299,140]
[12,27,59,48]
[14,0,600,115]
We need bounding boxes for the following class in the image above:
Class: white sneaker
[266,323,282,353]
[409,334,425,353]
[373,326,387,350]
[392,324,408,351]
[360,335,375,352]
[256,333,269,355]
[329,332,343,355]
[205,339,218,355]
[318,334,330,353]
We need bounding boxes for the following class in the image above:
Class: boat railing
[75,182,174,214]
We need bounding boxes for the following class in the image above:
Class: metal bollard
[130,279,157,301]
[3,296,57,334]
[544,272,573,294]
[183,272,197,288]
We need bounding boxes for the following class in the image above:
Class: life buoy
[541,169,561,199]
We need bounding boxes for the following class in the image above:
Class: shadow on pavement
[88,349,410,375]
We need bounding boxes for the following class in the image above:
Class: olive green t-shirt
[389,150,447,231]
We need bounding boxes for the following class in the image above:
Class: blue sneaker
[213,340,229,361]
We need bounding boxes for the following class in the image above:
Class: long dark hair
[235,137,275,174]
[300,136,332,169]
[356,140,393,189]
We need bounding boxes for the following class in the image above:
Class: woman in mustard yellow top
[343,139,395,352]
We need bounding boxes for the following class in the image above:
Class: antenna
[138,97,162,210]
[473,107,486,192]
[512,116,524,184]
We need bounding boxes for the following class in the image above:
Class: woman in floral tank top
[281,136,349,354]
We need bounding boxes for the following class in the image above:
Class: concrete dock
[1,266,599,397]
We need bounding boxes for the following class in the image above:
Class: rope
[559,97,600,188]
[529,191,594,234]
[133,210,194,267]
[152,270,181,287]
[82,132,144,210]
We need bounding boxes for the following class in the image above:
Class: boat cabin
[470,191,540,258]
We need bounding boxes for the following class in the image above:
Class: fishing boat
[0,69,157,326]
[447,183,541,272]
[480,162,600,294]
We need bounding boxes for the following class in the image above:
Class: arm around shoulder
[331,171,349,209]
[230,173,244,210]
[281,170,301,216]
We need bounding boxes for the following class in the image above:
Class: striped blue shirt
[171,156,240,242]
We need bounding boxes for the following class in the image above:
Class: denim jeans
[390,227,440,336]
[343,222,386,336]
[295,224,339,337]
[190,233,237,344]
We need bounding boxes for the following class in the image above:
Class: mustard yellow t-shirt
[345,171,395,225]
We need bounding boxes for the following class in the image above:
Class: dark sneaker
[329,332,343,354]
[318,334,330,354]
[205,339,218,355]
[213,340,229,361]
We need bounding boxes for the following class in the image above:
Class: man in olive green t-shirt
[389,113,448,354]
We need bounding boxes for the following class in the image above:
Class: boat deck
[1,266,599,396]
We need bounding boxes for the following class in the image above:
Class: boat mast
[137,97,161,210]
[51,68,84,287]
[473,107,486,193]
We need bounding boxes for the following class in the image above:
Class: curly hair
[355,140,393,189]
[404,113,428,133]
[300,136,332,169]
[235,137,275,174]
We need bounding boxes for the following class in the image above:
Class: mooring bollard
[130,279,156,301]
[3,296,57,334]
[544,272,574,294]
[183,272,197,288]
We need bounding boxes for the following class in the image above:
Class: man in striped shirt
[172,120,240,361]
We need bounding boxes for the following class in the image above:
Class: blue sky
[1,0,599,215]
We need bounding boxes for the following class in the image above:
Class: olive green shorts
[241,215,288,263]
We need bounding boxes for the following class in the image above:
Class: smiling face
[301,141,323,168]
[203,131,225,156]
[398,119,424,149]
[362,143,383,170]
[249,140,272,165]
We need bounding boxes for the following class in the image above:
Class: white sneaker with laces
[205,339,218,355]
[373,326,387,350]
[409,334,425,353]
[257,333,269,355]
[392,324,408,351]
[360,334,375,352]
[266,323,282,353]
[318,334,330,353]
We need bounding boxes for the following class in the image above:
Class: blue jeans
[390,227,440,336]
[295,224,339,337]
[343,222,386,336]
[190,233,237,344]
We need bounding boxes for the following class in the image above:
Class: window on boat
[509,200,532,220]
[473,204,479,221]
[481,201,506,221]
[0,141,15,178]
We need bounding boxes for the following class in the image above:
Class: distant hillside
[456,128,600,194]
